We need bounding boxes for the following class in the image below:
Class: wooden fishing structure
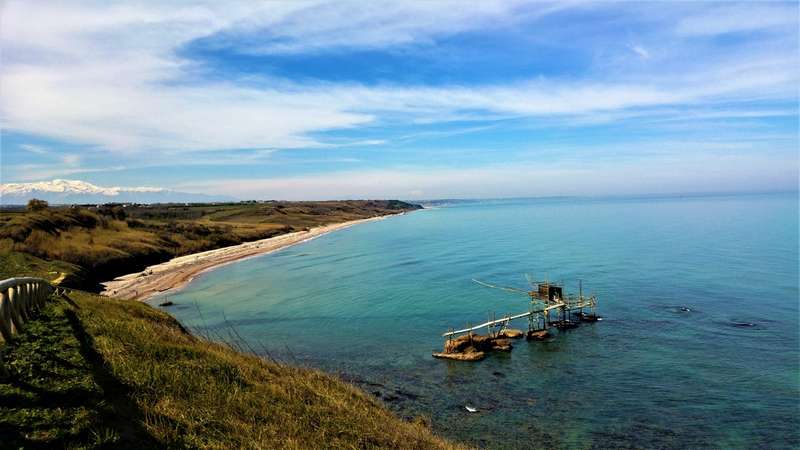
[434,276,601,361]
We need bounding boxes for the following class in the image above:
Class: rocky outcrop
[526,330,549,340]
[498,328,524,339]
[434,330,527,361]
[432,351,486,361]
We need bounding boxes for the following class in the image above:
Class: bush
[23,229,53,252]
[27,198,49,211]
[98,205,127,220]
[0,238,14,252]
[126,219,147,228]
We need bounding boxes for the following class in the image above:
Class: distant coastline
[101,213,405,302]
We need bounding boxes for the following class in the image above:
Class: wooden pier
[434,276,601,361]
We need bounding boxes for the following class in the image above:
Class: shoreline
[101,214,401,302]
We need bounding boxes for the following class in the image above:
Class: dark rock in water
[492,371,506,378]
[342,374,385,388]
[372,388,410,403]
[433,351,486,361]
[498,328,524,339]
[437,332,529,361]
[158,301,174,307]
[491,338,513,352]
[394,389,420,400]
[526,330,550,341]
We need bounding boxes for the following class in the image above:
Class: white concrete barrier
[0,277,57,376]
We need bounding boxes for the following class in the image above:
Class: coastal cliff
[0,200,421,290]
[0,289,461,449]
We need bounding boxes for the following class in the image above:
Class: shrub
[126,219,147,228]
[23,229,53,251]
[0,238,14,252]
[26,198,49,211]
[98,205,127,220]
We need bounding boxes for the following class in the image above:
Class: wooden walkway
[441,303,567,337]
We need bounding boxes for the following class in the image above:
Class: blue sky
[0,1,798,199]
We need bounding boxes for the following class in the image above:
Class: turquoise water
[153,193,799,449]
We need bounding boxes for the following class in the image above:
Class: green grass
[0,252,85,285]
[1,291,463,449]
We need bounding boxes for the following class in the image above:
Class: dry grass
[0,201,455,449]
[0,201,421,290]
[1,290,464,449]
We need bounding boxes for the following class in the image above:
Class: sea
[151,192,799,449]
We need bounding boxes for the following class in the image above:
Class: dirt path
[52,272,67,285]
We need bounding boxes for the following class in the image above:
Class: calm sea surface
[152,193,799,449]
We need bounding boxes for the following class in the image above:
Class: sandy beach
[101,215,395,301]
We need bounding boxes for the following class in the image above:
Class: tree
[27,198,49,211]
[98,204,127,220]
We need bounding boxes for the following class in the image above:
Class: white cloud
[2,163,127,182]
[0,1,797,156]
[0,1,544,152]
[222,1,565,54]
[4,60,796,154]
[19,144,49,155]
[675,3,798,36]
[629,44,650,59]
[0,65,374,151]
[62,154,81,165]
[176,150,798,200]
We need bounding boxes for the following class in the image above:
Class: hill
[0,289,461,449]
[0,200,421,290]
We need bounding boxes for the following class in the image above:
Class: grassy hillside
[0,251,86,286]
[0,290,462,449]
[0,201,420,290]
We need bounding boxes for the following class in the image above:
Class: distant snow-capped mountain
[0,179,235,205]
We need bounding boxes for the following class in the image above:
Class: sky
[0,1,798,200]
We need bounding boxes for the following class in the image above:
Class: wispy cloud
[208,1,565,55]
[629,44,650,59]
[178,152,798,200]
[19,144,50,155]
[61,154,81,165]
[3,163,127,182]
[675,3,798,37]
[0,1,797,196]
[3,60,796,153]
[2,1,796,155]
